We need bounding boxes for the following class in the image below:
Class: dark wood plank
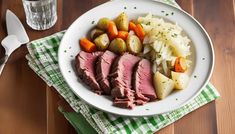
[47,87,77,134]
[0,0,47,134]
[61,0,107,29]
[176,0,194,14]
[157,124,174,134]
[175,101,217,134]
[0,58,47,134]
[0,0,66,133]
[192,0,235,134]
[174,0,218,134]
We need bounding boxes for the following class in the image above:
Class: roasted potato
[90,29,104,40]
[97,17,111,30]
[115,12,128,31]
[126,35,142,54]
[94,33,110,51]
[108,38,126,54]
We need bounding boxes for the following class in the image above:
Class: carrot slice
[108,21,118,40]
[117,31,129,40]
[174,57,187,72]
[129,22,137,31]
[79,38,96,52]
[134,24,145,41]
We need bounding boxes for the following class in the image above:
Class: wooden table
[0,0,234,134]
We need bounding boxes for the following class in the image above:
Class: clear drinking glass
[22,0,57,30]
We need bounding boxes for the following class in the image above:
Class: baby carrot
[129,21,137,31]
[79,38,96,52]
[174,57,187,72]
[108,21,118,40]
[134,24,145,41]
[117,31,129,40]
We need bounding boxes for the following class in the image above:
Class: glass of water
[22,0,57,30]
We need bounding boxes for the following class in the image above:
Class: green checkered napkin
[26,0,220,133]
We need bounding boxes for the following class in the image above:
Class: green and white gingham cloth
[26,0,220,133]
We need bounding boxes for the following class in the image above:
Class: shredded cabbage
[139,13,191,75]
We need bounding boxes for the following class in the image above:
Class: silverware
[0,9,29,75]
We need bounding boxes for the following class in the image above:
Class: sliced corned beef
[113,98,135,109]
[96,50,117,94]
[75,51,157,109]
[110,53,141,98]
[135,93,150,102]
[111,86,135,98]
[109,53,141,109]
[114,97,134,102]
[133,59,157,101]
[75,51,103,94]
[135,99,147,105]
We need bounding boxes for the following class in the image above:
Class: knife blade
[6,9,29,44]
[0,9,29,75]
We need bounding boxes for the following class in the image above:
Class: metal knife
[0,9,29,75]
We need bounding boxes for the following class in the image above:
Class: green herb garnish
[171,33,178,38]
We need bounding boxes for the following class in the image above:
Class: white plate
[58,0,214,116]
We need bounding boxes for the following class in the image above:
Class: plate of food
[58,0,214,116]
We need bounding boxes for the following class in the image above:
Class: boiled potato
[153,72,175,99]
[90,29,104,40]
[97,17,111,30]
[126,35,142,54]
[115,12,128,31]
[94,33,110,51]
[108,38,126,54]
[171,71,189,90]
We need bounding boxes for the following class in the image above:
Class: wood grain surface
[0,0,234,134]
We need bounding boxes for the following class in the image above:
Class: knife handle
[0,55,8,75]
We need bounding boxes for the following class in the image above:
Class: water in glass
[22,0,57,30]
